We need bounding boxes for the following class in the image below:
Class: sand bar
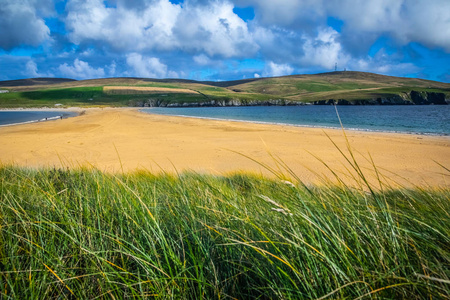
[0,108,448,187]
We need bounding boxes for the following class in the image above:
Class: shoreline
[0,107,85,112]
[1,106,449,137]
[141,109,450,137]
[0,108,82,127]
[0,107,448,187]
[0,116,65,128]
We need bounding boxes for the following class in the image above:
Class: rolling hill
[0,72,449,108]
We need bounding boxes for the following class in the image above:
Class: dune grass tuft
[0,164,449,299]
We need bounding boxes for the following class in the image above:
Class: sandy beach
[0,107,448,187]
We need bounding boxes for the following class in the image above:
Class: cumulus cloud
[329,0,450,53]
[263,61,294,77]
[24,60,47,78]
[349,57,419,77]
[399,2,450,52]
[193,54,211,66]
[58,59,105,79]
[299,27,350,69]
[0,0,52,50]
[235,0,324,28]
[236,0,450,53]
[126,53,178,78]
[66,0,181,51]
[25,61,40,78]
[65,0,257,57]
[108,61,117,77]
[172,1,258,57]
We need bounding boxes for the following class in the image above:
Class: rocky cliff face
[409,91,448,105]
[129,91,449,107]
[313,91,449,105]
[132,98,306,107]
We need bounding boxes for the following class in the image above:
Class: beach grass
[1,161,449,299]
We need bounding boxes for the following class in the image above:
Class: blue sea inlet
[143,105,450,136]
[0,111,78,126]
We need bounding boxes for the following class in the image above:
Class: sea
[142,105,450,136]
[0,111,78,126]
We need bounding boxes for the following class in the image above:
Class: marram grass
[0,166,449,299]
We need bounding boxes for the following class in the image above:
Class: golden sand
[0,108,448,187]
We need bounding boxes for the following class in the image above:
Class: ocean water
[0,111,78,126]
[143,105,450,136]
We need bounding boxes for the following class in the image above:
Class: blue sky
[1,0,449,82]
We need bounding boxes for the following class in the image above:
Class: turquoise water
[143,106,450,136]
[0,111,78,126]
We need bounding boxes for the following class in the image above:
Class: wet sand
[0,108,448,187]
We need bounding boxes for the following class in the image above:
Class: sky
[1,0,450,82]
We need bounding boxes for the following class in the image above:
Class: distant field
[104,86,198,94]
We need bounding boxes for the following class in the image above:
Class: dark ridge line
[0,77,77,87]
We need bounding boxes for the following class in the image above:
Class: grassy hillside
[0,72,449,108]
[0,86,211,108]
[0,165,449,299]
[231,72,450,102]
[0,80,273,108]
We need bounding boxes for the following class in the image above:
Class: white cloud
[235,0,324,27]
[172,1,258,57]
[80,48,95,57]
[400,2,450,52]
[349,58,419,77]
[236,0,450,53]
[108,61,117,77]
[24,59,53,78]
[329,0,403,32]
[263,61,293,77]
[126,53,176,78]
[58,59,105,79]
[300,27,350,69]
[25,60,40,78]
[254,73,261,78]
[167,71,180,78]
[193,54,211,66]
[327,0,450,52]
[0,0,52,50]
[65,0,257,57]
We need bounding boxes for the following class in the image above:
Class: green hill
[0,72,449,108]
[229,72,450,103]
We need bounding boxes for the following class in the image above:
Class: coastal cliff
[134,98,305,107]
[131,91,449,107]
[313,91,449,105]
